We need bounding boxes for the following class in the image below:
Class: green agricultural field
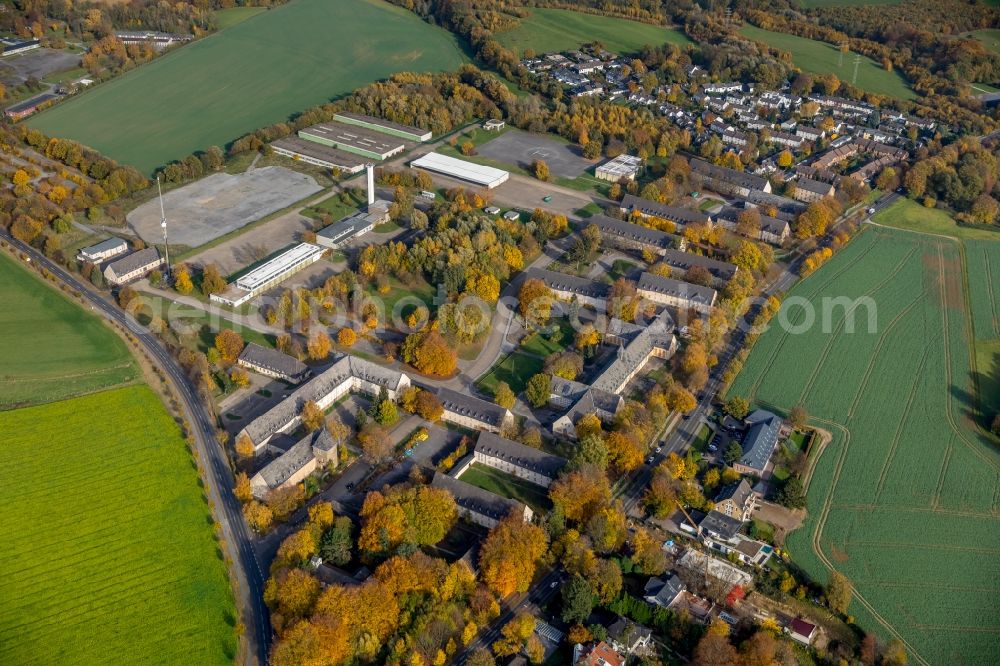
[976,339,1000,422]
[965,240,1000,340]
[729,227,1000,665]
[0,251,137,408]
[740,25,914,100]
[214,6,267,30]
[872,197,1000,242]
[29,0,468,174]
[495,8,690,57]
[476,352,544,396]
[0,385,236,665]
[459,463,552,513]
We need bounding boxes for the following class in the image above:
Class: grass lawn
[366,275,436,320]
[0,251,138,409]
[574,202,603,218]
[520,320,575,357]
[0,385,236,665]
[303,189,366,222]
[871,198,1000,242]
[608,259,637,282]
[28,0,468,174]
[459,463,552,513]
[134,295,275,353]
[740,25,914,100]
[969,29,1000,56]
[691,423,712,453]
[214,6,267,30]
[475,352,544,396]
[729,226,1000,665]
[495,8,690,57]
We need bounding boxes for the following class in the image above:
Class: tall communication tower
[157,176,170,279]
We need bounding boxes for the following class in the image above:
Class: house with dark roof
[793,176,836,203]
[238,343,311,384]
[605,617,653,656]
[250,429,338,500]
[238,354,410,451]
[472,431,567,488]
[636,271,717,313]
[591,214,671,256]
[643,574,686,608]
[661,248,738,284]
[690,158,772,197]
[733,409,782,476]
[714,206,791,245]
[438,387,514,434]
[103,248,164,286]
[619,194,712,230]
[713,479,756,521]
[431,472,531,528]
[788,618,817,645]
[523,267,611,309]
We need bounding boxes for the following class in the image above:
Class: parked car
[655,446,662,453]
[708,445,718,452]
[646,456,655,464]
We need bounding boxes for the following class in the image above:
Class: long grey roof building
[474,431,567,480]
[620,194,712,227]
[238,342,310,384]
[735,409,782,473]
[431,472,531,528]
[660,248,738,282]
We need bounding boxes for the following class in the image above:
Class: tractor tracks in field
[746,236,882,400]
[796,245,920,408]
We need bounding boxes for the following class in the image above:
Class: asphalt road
[0,231,271,665]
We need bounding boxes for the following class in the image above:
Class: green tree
[561,575,595,624]
[571,434,608,471]
[724,397,749,419]
[494,381,516,409]
[524,373,550,408]
[723,441,743,465]
[319,516,353,566]
[776,477,806,509]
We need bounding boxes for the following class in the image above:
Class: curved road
[0,231,270,665]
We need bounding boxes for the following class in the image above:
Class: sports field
[0,251,137,408]
[740,25,915,100]
[0,385,236,665]
[495,8,690,57]
[729,227,1000,665]
[872,197,1000,242]
[28,0,467,174]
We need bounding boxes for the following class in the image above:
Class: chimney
[366,164,375,206]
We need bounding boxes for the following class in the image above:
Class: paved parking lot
[478,130,594,178]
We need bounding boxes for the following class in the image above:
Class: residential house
[472,431,567,488]
[793,176,836,203]
[238,343,311,384]
[574,642,625,666]
[796,126,824,142]
[715,206,791,245]
[431,472,532,528]
[769,131,804,150]
[677,548,753,589]
[620,194,713,230]
[592,214,671,256]
[713,479,756,521]
[437,387,514,434]
[523,267,611,309]
[733,409,782,476]
[690,158,772,197]
[788,618,818,645]
[660,248,738,284]
[103,248,163,286]
[637,271,717,313]
[250,429,338,500]
[643,574,686,608]
[606,617,653,656]
[238,354,410,452]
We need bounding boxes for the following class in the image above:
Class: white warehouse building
[210,243,324,307]
[409,152,509,189]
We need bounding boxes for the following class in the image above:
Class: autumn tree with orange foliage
[479,514,548,598]
[549,464,612,524]
[358,484,457,556]
[337,326,357,347]
[404,329,457,377]
[214,328,244,365]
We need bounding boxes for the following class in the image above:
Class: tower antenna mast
[157,176,170,279]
